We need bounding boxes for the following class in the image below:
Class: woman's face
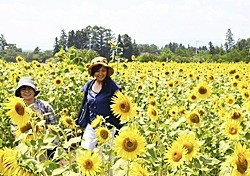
[20,86,35,102]
[94,66,107,82]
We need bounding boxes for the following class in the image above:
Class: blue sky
[1,0,249,50]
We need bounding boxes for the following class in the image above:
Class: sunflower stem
[127,160,130,176]
[179,165,182,176]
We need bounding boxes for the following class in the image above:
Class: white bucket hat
[15,77,40,97]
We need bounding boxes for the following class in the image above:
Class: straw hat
[15,77,40,97]
[88,57,114,77]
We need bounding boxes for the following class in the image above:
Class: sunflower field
[0,56,250,176]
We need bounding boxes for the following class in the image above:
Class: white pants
[81,123,117,150]
[81,124,97,150]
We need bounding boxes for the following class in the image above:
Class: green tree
[132,39,139,57]
[138,52,158,62]
[158,48,174,62]
[53,37,60,54]
[224,29,235,52]
[67,30,75,48]
[138,44,159,55]
[0,34,8,50]
[121,34,133,61]
[59,29,68,50]
[116,34,124,58]
[88,25,113,59]
[33,47,41,54]
[164,42,182,53]
[208,41,216,55]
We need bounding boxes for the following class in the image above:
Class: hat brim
[88,63,114,77]
[15,84,40,97]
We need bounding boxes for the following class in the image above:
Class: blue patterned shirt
[33,99,57,125]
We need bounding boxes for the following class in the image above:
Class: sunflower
[91,115,104,128]
[176,133,200,161]
[31,60,39,66]
[95,126,111,144]
[37,71,45,78]
[0,149,4,173]
[147,105,158,121]
[238,81,248,91]
[130,162,149,176]
[148,97,157,106]
[1,148,34,176]
[110,91,136,123]
[217,109,227,121]
[194,82,211,99]
[28,71,33,77]
[225,95,236,106]
[205,74,215,82]
[188,91,199,103]
[223,120,242,140]
[16,56,25,62]
[234,73,241,80]
[166,80,175,88]
[160,92,171,103]
[108,40,116,49]
[230,142,250,176]
[169,106,179,118]
[53,77,63,87]
[60,116,75,129]
[231,79,239,89]
[244,101,250,112]
[165,141,187,168]
[114,128,146,161]
[76,150,102,176]
[35,62,41,68]
[68,64,77,71]
[136,84,143,91]
[179,106,186,115]
[240,89,250,100]
[47,125,59,135]
[229,68,237,75]
[4,97,31,127]
[186,109,202,127]
[228,109,244,122]
[148,132,160,144]
[61,108,68,115]
[9,71,17,82]
[15,119,45,141]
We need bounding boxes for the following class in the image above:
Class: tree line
[1,26,250,63]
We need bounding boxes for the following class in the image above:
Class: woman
[15,76,57,126]
[80,56,122,150]
[15,76,57,158]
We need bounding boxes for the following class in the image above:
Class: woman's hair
[91,64,109,76]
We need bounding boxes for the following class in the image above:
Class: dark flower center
[15,103,25,116]
[190,114,200,123]
[232,112,241,119]
[20,123,32,133]
[198,86,207,95]
[123,137,137,152]
[236,153,248,174]
[229,127,237,135]
[100,130,109,140]
[83,159,93,170]
[120,102,130,113]
[173,151,182,162]
[183,143,193,154]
